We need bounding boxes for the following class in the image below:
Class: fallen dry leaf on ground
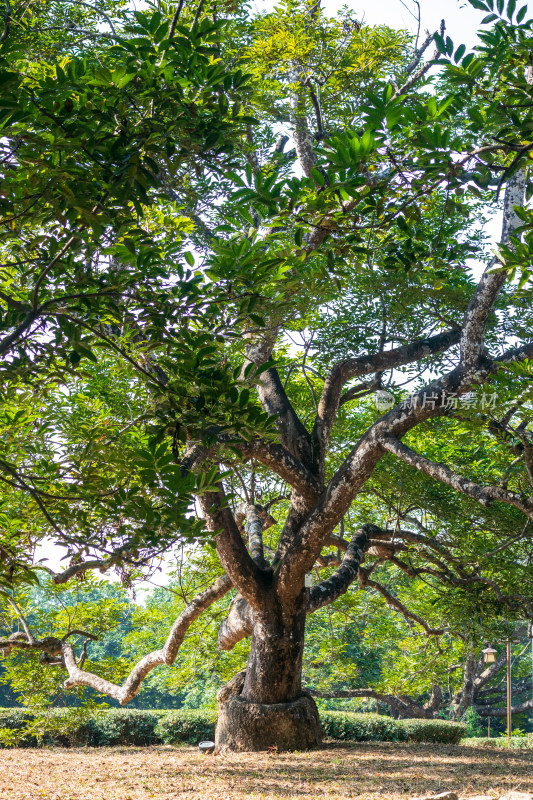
[0,742,532,800]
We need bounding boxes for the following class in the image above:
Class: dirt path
[2,742,532,800]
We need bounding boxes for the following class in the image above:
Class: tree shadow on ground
[2,741,532,799]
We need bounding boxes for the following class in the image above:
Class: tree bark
[216,675,321,752]
[242,604,306,704]
[215,590,321,751]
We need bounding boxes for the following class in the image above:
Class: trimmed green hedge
[0,708,162,747]
[319,712,465,744]
[155,709,217,744]
[89,709,161,747]
[0,707,466,748]
[401,718,465,744]
[320,711,405,742]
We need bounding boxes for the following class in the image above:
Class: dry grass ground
[2,742,533,800]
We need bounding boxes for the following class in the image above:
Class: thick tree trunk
[215,598,321,752]
[242,605,305,704]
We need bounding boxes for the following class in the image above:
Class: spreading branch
[63,575,231,704]
[197,488,270,609]
[307,686,439,719]
[460,143,528,374]
[313,328,460,458]
[380,437,533,519]
[307,525,372,612]
[392,21,445,100]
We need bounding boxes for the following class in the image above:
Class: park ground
[2,742,533,800]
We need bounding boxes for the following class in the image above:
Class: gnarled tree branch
[380,437,533,519]
[197,488,270,609]
[63,574,231,704]
[313,328,460,460]
[307,524,372,612]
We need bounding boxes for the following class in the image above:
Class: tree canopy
[1,0,533,751]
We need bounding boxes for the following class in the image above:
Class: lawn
[2,742,533,800]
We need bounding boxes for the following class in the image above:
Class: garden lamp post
[482,645,496,664]
[482,646,497,739]
[482,644,513,742]
[503,638,521,743]
[506,639,511,744]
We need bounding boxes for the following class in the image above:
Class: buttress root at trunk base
[215,671,322,752]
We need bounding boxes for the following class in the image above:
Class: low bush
[461,734,533,749]
[401,719,465,745]
[319,712,465,744]
[0,708,162,747]
[0,709,39,747]
[320,712,406,742]
[88,709,161,746]
[155,708,217,744]
[0,707,466,747]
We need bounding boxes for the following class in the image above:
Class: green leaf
[184,251,195,266]
[516,4,528,21]
[0,71,20,89]
[434,33,447,54]
[73,342,98,363]
[454,44,466,63]
[113,71,136,89]
[90,68,113,86]
[245,163,253,186]
[310,168,325,186]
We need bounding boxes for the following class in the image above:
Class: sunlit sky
[128,0,497,50]
[254,0,489,48]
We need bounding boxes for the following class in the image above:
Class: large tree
[1,0,533,751]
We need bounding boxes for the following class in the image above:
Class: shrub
[88,709,161,747]
[37,708,95,747]
[155,709,217,744]
[0,709,39,747]
[0,708,162,748]
[320,713,465,745]
[320,711,406,742]
[461,734,533,749]
[401,719,466,744]
[0,707,466,747]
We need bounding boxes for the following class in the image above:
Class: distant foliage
[464,707,485,738]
